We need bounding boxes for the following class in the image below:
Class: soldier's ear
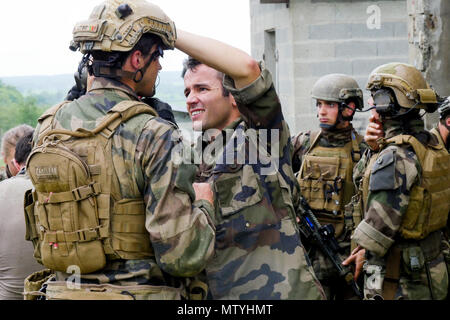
[230,95,237,109]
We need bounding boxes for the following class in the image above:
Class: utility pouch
[402,246,425,279]
[23,269,55,300]
[24,189,42,264]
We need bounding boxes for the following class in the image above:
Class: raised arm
[175,29,260,89]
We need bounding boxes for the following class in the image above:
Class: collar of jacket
[87,77,141,101]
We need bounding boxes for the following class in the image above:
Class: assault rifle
[297,196,363,299]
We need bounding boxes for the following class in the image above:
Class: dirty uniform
[194,66,325,300]
[292,126,367,299]
[352,120,449,300]
[26,77,215,300]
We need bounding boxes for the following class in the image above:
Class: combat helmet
[438,97,450,120]
[311,74,364,110]
[70,0,177,54]
[366,62,438,112]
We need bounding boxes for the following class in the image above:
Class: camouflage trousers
[363,232,448,300]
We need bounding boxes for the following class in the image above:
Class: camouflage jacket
[352,119,448,300]
[34,77,215,289]
[194,67,325,300]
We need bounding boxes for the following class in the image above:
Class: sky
[0,0,251,77]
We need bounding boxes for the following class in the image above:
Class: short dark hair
[14,131,34,166]
[89,33,163,77]
[181,56,230,97]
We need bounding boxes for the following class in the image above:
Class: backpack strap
[36,101,70,145]
[39,101,158,142]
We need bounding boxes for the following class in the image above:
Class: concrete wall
[250,0,409,134]
[408,0,450,129]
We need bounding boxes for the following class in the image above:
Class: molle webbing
[297,130,363,237]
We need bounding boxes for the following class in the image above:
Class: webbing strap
[37,183,101,204]
[45,228,101,244]
[115,200,146,215]
[382,246,402,300]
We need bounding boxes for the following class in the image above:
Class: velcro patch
[369,149,396,191]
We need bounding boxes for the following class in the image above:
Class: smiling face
[183,64,239,132]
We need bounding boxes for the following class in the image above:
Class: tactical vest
[297,130,363,237]
[362,135,450,240]
[24,100,158,274]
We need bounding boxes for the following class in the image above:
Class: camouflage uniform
[352,119,449,300]
[292,127,367,299]
[194,66,325,300]
[33,77,215,299]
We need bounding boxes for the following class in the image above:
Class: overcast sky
[0,0,251,77]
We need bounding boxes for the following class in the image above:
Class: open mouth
[190,109,206,120]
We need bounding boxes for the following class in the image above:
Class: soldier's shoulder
[292,130,313,147]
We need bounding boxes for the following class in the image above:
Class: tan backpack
[24,101,158,273]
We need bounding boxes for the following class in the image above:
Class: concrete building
[250,0,447,134]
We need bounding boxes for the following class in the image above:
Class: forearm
[175,29,260,89]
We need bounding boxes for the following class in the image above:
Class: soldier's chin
[319,123,334,130]
[192,120,204,132]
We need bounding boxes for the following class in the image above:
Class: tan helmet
[70,0,177,53]
[366,62,437,111]
[311,74,364,110]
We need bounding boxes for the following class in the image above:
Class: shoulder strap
[39,100,158,142]
[385,134,442,165]
[36,101,70,145]
[307,131,322,154]
[430,127,446,148]
[350,130,364,162]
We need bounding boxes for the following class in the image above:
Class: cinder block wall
[250,0,409,135]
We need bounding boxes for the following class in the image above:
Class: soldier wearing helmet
[292,74,368,300]
[24,0,216,300]
[431,97,450,152]
[343,63,449,300]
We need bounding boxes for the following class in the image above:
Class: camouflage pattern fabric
[352,119,448,300]
[291,126,367,299]
[195,66,325,300]
[35,77,215,296]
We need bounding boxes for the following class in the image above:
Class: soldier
[23,0,215,300]
[343,63,450,300]
[291,74,367,299]
[0,131,42,300]
[432,97,450,152]
[180,39,325,298]
[1,124,34,180]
